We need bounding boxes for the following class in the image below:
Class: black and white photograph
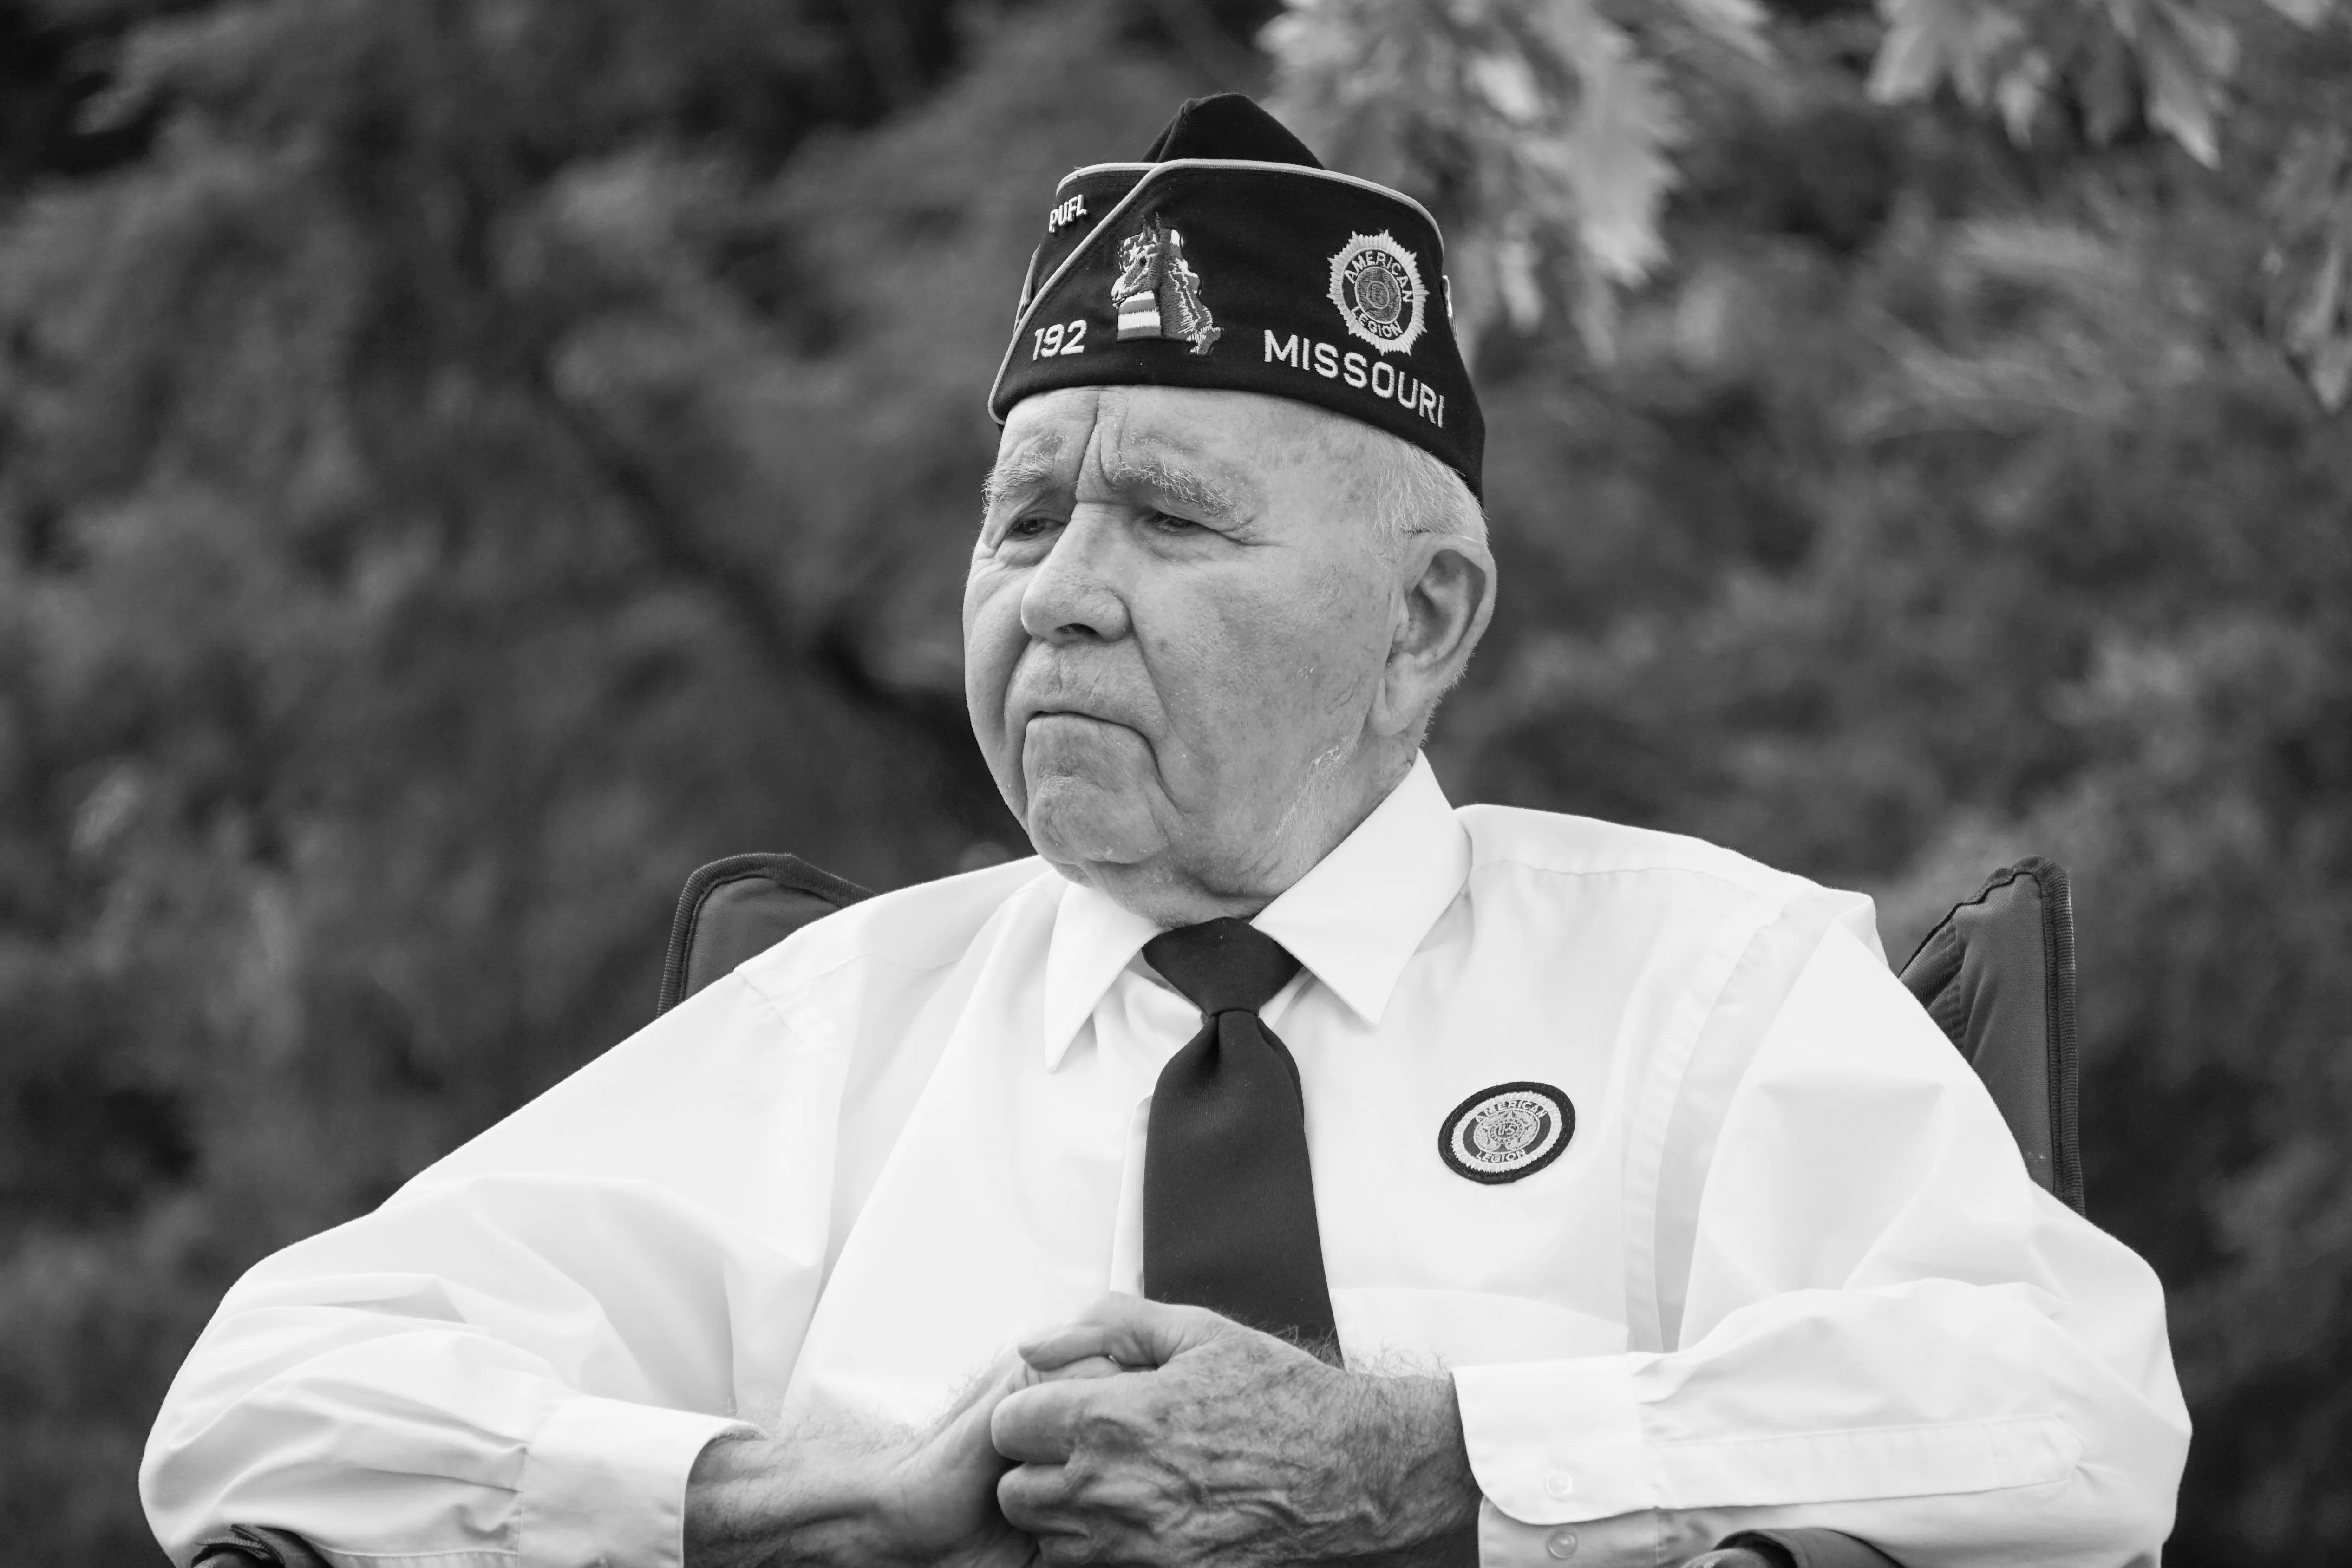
[1,1,2345,1564]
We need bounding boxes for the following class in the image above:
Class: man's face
[965,385,1398,916]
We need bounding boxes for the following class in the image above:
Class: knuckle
[1077,1402,1149,1456]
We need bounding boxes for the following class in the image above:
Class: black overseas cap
[989,94,1484,498]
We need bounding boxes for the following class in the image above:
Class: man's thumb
[1017,1293,1229,1372]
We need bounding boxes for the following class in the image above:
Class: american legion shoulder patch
[1439,1081,1574,1185]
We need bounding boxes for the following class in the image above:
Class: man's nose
[1018,510,1132,644]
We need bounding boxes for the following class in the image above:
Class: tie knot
[1143,917,1301,1017]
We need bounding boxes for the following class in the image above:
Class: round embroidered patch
[1438,1081,1574,1184]
[1327,231,1428,356]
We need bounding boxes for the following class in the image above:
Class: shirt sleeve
[138,973,844,1568]
[1452,906,2190,1568]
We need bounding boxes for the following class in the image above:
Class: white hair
[1351,422,1488,559]
[1339,421,1491,745]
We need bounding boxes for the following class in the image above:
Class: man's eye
[1005,513,1062,541]
[1143,509,1202,534]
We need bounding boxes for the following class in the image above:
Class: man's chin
[1022,778,1163,871]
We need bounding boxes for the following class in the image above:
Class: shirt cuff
[518,1396,755,1568]
[1477,1501,1663,1568]
[1453,1355,1658,1525]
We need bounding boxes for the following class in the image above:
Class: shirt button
[1544,1470,1575,1498]
[1546,1529,1581,1559]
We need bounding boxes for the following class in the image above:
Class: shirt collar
[1039,753,1470,1070]
[1040,878,1164,1071]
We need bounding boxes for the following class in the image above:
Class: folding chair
[192,856,2084,1568]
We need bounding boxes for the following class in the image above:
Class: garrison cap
[989,94,1485,498]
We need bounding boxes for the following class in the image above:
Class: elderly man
[143,95,2186,1568]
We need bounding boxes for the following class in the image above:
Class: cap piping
[989,166,1165,416]
[1053,158,1441,233]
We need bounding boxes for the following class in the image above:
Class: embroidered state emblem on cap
[988,92,1485,498]
[1439,1082,1574,1184]
[1112,214,1221,355]
[1328,232,1426,355]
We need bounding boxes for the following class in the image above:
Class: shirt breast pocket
[1331,1286,1627,1371]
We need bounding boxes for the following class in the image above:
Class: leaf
[1869,0,2051,145]
[1535,0,1682,283]
[2258,0,2336,25]
[2303,327,2352,409]
[1869,0,1991,103]
[1870,0,2246,163]
[1267,0,1687,357]
[1468,49,1544,124]
[2277,229,2352,408]
[2287,242,2345,348]
[1993,46,2055,143]
[2262,125,2352,409]
[1568,53,1679,282]
[1496,216,1544,328]
[1666,0,1773,61]
[2130,0,2238,167]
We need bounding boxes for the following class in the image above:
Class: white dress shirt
[142,756,2187,1568]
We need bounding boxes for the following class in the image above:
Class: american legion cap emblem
[987,91,1486,498]
[1327,232,1428,355]
[1439,1081,1575,1184]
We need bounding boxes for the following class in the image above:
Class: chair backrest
[655,852,873,1014]
[1895,857,2085,1215]
[652,849,2088,1215]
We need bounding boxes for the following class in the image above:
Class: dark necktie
[1140,917,1339,1348]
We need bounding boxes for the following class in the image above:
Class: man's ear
[1371,531,1496,740]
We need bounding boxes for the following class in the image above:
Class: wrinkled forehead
[989,385,1357,509]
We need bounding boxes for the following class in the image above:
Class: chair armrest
[1706,1528,1905,1568]
[190,1525,330,1568]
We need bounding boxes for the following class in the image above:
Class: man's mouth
[1026,708,1123,732]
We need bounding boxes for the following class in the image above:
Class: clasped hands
[686,1294,1480,1568]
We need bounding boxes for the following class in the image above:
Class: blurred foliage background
[1,0,2347,1561]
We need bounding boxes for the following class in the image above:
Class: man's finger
[995,1459,1076,1534]
[1018,1293,1230,1372]
[988,1378,1098,1463]
[1003,1464,1116,1568]
[1033,1353,1124,1384]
